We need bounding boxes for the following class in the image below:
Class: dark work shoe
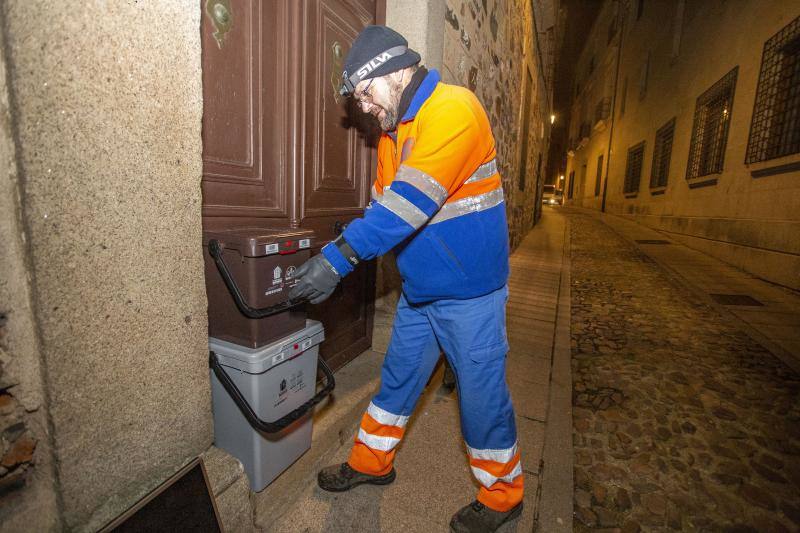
[450,500,523,532]
[317,462,396,492]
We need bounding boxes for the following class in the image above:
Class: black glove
[288,254,341,304]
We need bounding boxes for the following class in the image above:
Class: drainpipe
[601,0,625,213]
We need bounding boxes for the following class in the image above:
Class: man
[289,25,523,533]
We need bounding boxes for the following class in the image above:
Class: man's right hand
[288,254,341,304]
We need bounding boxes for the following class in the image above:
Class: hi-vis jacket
[322,69,509,303]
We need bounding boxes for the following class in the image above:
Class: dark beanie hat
[340,25,421,96]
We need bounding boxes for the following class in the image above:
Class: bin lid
[209,320,325,374]
[203,227,315,258]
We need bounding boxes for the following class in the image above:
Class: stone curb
[536,213,574,532]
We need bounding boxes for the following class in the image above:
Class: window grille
[686,67,738,179]
[746,15,800,164]
[595,154,604,196]
[650,118,676,188]
[624,142,645,194]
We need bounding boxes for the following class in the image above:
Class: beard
[374,77,405,131]
[378,107,398,131]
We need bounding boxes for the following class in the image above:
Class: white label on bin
[299,239,310,249]
[265,243,279,255]
[272,352,285,366]
[301,338,313,351]
[273,266,282,280]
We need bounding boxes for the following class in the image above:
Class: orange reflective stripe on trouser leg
[347,404,407,476]
[469,449,525,512]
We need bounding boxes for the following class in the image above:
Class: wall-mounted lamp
[550,114,556,124]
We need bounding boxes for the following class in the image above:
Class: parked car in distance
[542,184,563,206]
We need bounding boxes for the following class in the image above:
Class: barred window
[746,15,800,164]
[595,154,604,196]
[624,142,645,194]
[686,67,738,179]
[650,118,676,188]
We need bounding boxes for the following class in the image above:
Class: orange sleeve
[400,98,487,193]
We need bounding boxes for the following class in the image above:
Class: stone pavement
[566,208,800,532]
[260,211,573,532]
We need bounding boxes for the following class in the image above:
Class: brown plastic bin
[203,227,315,348]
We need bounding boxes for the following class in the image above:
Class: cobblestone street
[568,211,800,532]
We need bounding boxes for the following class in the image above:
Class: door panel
[299,0,379,371]
[202,1,291,221]
[201,0,382,371]
[301,0,372,218]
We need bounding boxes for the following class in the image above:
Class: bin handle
[208,238,305,319]
[209,350,335,433]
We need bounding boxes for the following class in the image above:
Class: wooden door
[201,0,383,370]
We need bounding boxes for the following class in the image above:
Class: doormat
[99,458,222,532]
[709,293,764,307]
[634,239,671,244]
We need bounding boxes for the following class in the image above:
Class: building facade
[564,0,800,291]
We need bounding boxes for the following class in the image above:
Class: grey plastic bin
[209,320,325,491]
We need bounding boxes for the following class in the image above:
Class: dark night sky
[546,0,602,184]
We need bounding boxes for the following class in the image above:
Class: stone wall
[0,2,212,530]
[0,14,59,531]
[442,0,551,250]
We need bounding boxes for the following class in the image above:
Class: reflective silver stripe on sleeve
[357,428,401,452]
[429,187,505,225]
[464,159,498,184]
[394,165,448,206]
[466,442,519,463]
[367,402,409,428]
[377,189,430,229]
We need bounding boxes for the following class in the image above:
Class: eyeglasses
[353,78,375,106]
